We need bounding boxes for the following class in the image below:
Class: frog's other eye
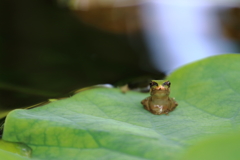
[149,81,158,87]
[162,81,171,88]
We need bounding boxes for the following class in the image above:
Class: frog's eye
[149,81,158,87]
[162,81,171,88]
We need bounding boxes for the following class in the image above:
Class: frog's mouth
[150,86,170,96]
[150,86,170,94]
[155,85,169,91]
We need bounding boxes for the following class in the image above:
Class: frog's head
[149,80,171,98]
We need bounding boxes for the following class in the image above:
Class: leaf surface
[2,54,240,159]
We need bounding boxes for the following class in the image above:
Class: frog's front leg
[141,96,151,111]
[169,97,178,111]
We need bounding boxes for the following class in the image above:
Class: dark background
[0,0,163,110]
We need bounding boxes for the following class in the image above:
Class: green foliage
[180,131,240,160]
[0,140,31,160]
[0,149,30,160]
[1,54,240,159]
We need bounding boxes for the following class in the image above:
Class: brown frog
[141,80,178,115]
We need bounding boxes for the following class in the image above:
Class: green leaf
[180,131,240,160]
[0,149,30,160]
[0,140,31,160]
[2,54,240,159]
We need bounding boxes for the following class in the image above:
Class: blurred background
[0,0,240,110]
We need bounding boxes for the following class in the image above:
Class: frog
[141,80,178,115]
